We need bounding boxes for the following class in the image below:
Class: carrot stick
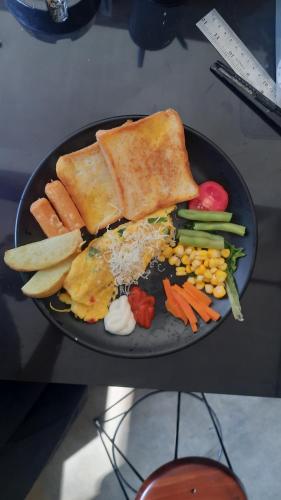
[173,285,211,323]
[205,306,221,321]
[165,300,188,325]
[163,279,188,324]
[45,180,84,230]
[171,288,198,333]
[183,281,212,306]
[30,198,68,237]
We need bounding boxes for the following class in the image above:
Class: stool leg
[201,393,233,471]
[174,391,182,460]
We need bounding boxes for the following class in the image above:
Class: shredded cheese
[104,219,173,287]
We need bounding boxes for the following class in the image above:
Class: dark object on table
[136,457,247,499]
[5,0,101,40]
[211,60,281,134]
[0,381,87,500]
[15,115,257,358]
[129,0,186,67]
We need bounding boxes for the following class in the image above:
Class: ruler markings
[196,9,276,104]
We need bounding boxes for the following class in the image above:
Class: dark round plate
[15,115,257,358]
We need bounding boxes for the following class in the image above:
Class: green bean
[179,235,224,250]
[193,222,246,236]
[177,228,221,241]
[178,209,232,222]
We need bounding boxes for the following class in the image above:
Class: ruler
[196,8,277,104]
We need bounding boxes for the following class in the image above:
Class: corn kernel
[210,267,218,274]
[185,246,193,255]
[190,251,197,260]
[158,254,165,262]
[221,248,230,258]
[168,255,180,266]
[215,270,227,283]
[196,275,204,282]
[181,255,190,265]
[198,250,208,258]
[208,249,220,258]
[187,277,196,285]
[213,285,226,299]
[219,262,227,271]
[205,284,214,294]
[195,265,206,275]
[176,266,187,276]
[170,241,176,247]
[174,244,184,257]
[191,259,201,269]
[209,258,217,268]
[163,246,174,258]
[211,276,218,286]
[185,265,192,274]
[204,270,212,281]
[216,257,225,266]
[196,281,205,290]
[203,259,209,268]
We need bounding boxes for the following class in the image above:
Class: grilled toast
[56,143,122,234]
[96,109,198,220]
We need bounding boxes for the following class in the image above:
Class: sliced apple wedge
[21,257,73,298]
[4,229,82,271]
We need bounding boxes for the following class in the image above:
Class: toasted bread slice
[96,109,198,220]
[4,229,82,271]
[56,143,121,234]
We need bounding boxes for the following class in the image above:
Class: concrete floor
[27,387,281,500]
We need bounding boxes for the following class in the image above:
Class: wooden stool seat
[136,457,247,500]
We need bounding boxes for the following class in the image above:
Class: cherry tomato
[189,181,229,211]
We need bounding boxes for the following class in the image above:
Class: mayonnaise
[104,295,136,335]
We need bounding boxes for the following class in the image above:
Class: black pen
[210,60,281,130]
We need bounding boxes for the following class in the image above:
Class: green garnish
[118,228,125,237]
[225,242,246,321]
[226,242,246,273]
[148,217,167,223]
[88,247,100,257]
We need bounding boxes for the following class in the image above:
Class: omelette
[59,207,175,322]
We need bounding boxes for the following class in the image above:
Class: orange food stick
[205,306,221,321]
[183,281,212,306]
[165,299,188,325]
[45,180,84,230]
[163,279,188,325]
[172,291,198,333]
[173,285,210,323]
[30,198,68,237]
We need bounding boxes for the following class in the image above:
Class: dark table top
[1,0,281,396]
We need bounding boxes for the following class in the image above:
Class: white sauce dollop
[104,295,136,335]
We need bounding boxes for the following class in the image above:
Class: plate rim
[15,114,257,358]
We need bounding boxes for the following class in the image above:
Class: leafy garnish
[118,228,125,237]
[88,247,100,257]
[225,242,246,273]
[148,217,167,224]
[225,242,246,321]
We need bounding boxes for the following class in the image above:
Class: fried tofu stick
[30,198,68,237]
[45,180,84,230]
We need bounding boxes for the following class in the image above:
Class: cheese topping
[105,218,172,287]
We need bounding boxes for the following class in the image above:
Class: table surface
[1,0,281,397]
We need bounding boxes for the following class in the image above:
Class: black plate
[15,115,257,358]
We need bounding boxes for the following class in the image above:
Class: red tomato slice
[189,181,229,211]
[188,197,205,210]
